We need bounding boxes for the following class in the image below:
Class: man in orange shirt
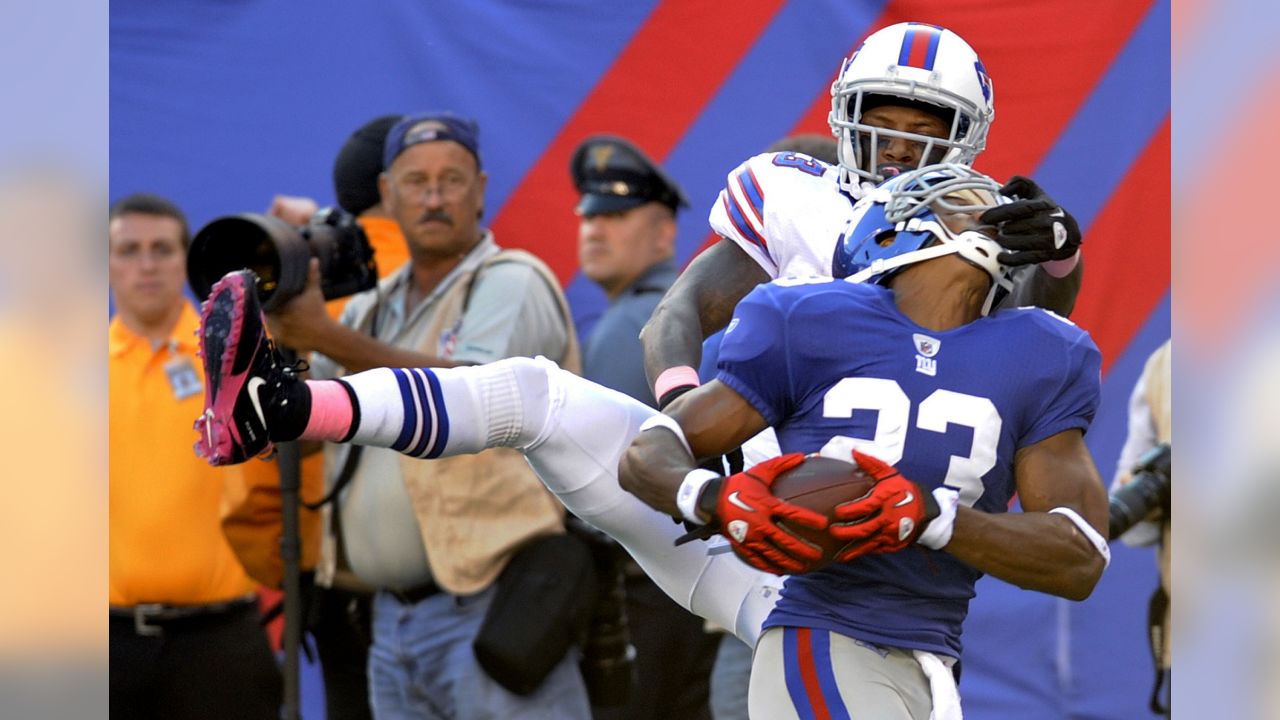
[109,193,281,719]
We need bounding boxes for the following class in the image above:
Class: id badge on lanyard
[163,342,203,401]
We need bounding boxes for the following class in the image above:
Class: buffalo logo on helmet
[974,59,993,103]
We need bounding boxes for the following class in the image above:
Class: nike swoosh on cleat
[247,376,268,428]
[894,491,914,508]
[727,491,755,512]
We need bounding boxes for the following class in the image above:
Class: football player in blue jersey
[621,164,1108,718]
[643,21,1085,414]
[195,164,1107,720]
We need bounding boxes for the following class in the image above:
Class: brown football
[771,455,877,570]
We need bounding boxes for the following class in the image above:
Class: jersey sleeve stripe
[721,192,769,251]
[736,165,767,224]
[727,169,767,246]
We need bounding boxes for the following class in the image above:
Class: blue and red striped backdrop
[111,2,1169,717]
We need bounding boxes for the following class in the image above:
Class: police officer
[573,135,688,406]
[570,136,718,720]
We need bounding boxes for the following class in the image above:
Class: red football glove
[715,453,829,575]
[829,450,939,562]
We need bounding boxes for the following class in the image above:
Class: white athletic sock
[338,367,484,456]
[338,357,554,458]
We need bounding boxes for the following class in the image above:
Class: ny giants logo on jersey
[913,332,940,376]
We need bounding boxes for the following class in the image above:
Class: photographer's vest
[1144,341,1171,671]
[344,247,581,595]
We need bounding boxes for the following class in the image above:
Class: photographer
[258,113,591,719]
[1110,340,1171,717]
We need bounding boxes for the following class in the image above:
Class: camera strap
[301,445,363,511]
[1147,581,1170,716]
[303,253,494,512]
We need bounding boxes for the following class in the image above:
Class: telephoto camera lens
[1107,444,1171,539]
[187,209,376,312]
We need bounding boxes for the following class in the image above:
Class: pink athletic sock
[302,380,354,442]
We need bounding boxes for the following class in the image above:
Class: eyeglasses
[397,172,474,202]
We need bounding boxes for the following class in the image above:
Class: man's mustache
[418,209,453,225]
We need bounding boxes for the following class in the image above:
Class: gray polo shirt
[581,259,677,408]
[313,231,569,591]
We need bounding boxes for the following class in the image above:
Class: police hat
[571,135,689,216]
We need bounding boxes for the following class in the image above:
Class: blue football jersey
[715,278,1101,659]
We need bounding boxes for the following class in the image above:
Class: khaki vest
[1145,341,1171,446]
[347,248,581,595]
[1144,340,1171,669]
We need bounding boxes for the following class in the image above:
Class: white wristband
[637,414,693,457]
[917,487,960,549]
[676,469,721,524]
[1048,507,1111,569]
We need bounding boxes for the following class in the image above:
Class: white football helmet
[829,22,995,193]
[832,163,1013,315]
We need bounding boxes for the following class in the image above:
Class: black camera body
[187,207,377,312]
[1108,443,1171,540]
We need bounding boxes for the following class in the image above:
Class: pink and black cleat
[194,269,288,465]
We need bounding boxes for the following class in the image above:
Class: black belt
[387,580,442,605]
[110,595,257,637]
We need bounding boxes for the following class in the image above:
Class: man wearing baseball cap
[265,112,589,719]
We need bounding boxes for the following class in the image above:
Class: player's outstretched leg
[334,355,785,645]
[193,280,781,644]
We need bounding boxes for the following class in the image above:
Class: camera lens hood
[187,213,312,312]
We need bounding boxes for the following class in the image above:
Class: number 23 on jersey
[819,377,1000,507]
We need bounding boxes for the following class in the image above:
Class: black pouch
[472,533,598,695]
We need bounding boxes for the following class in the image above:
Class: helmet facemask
[832,163,1013,315]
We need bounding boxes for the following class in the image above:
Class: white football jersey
[709,151,868,467]
[709,151,865,279]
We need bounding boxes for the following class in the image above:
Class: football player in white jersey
[643,22,1084,412]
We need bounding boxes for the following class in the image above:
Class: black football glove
[979,176,1082,266]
